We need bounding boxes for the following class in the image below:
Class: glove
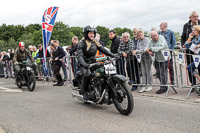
[112,54,120,59]
[14,62,18,65]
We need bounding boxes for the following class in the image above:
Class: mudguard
[112,74,127,83]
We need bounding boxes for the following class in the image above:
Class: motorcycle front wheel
[27,72,36,91]
[113,82,134,115]
[16,77,22,88]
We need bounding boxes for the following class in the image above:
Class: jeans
[187,62,200,76]
[61,63,68,80]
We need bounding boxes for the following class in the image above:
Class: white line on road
[0,86,22,93]
[0,82,4,84]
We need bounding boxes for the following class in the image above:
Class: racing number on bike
[104,63,116,74]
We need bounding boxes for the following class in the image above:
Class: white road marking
[35,84,46,86]
[0,82,4,84]
[0,86,22,93]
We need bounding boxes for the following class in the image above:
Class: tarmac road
[0,79,200,133]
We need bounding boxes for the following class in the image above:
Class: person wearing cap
[13,42,36,82]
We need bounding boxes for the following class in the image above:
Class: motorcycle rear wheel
[113,82,134,115]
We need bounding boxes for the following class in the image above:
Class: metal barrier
[0,60,14,78]
[177,48,200,98]
[116,50,178,96]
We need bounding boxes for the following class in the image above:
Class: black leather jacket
[77,39,114,68]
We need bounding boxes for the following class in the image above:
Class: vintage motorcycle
[72,57,134,115]
[15,61,36,91]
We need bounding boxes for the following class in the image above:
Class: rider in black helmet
[76,25,116,100]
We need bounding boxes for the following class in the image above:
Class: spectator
[95,33,105,56]
[70,36,79,75]
[151,27,157,32]
[95,33,105,46]
[50,40,68,82]
[118,32,138,91]
[132,28,138,46]
[181,11,200,86]
[185,25,200,96]
[50,40,65,86]
[159,22,176,84]
[0,51,4,78]
[132,28,142,86]
[8,49,14,78]
[70,36,79,56]
[133,30,152,93]
[37,44,51,78]
[2,51,10,78]
[109,29,126,76]
[151,27,159,78]
[29,45,33,55]
[109,30,120,53]
[145,31,169,94]
[32,46,39,78]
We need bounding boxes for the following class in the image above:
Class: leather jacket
[13,49,34,63]
[77,39,114,68]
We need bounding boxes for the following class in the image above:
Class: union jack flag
[42,6,59,75]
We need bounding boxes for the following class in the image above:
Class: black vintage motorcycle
[15,61,36,91]
[72,57,134,115]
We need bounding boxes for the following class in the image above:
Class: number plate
[104,63,116,74]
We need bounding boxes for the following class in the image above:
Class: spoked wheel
[113,82,134,115]
[27,73,36,91]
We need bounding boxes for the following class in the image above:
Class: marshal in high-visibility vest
[32,50,40,63]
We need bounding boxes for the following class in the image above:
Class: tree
[175,32,181,43]
[18,33,34,48]
[69,27,83,40]
[96,26,110,46]
[0,40,7,51]
[51,21,72,46]
[33,29,43,46]
[24,24,41,34]
[7,38,17,50]
[114,27,133,38]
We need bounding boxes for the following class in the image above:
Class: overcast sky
[1,0,200,34]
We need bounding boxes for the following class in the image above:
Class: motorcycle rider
[76,25,116,100]
[13,42,36,82]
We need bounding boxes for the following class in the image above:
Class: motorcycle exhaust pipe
[71,92,94,104]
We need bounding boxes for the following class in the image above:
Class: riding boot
[53,75,60,86]
[57,75,64,86]
[81,76,90,100]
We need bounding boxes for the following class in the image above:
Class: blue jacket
[159,29,176,50]
[184,35,200,49]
